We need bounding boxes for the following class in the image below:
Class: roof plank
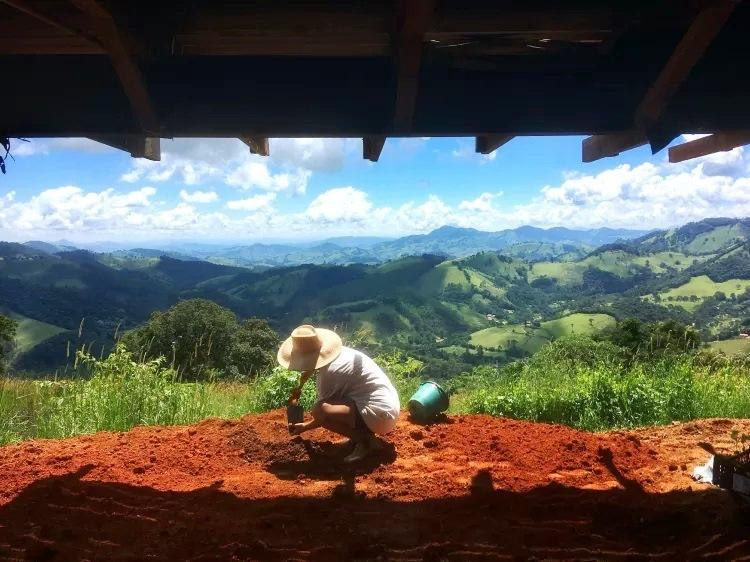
[88,135,160,161]
[476,135,514,155]
[71,0,160,135]
[582,131,647,163]
[240,136,270,157]
[363,136,387,162]
[581,0,736,162]
[668,132,750,163]
[393,0,434,132]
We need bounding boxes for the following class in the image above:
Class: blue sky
[2,135,748,244]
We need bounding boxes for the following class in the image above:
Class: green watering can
[408,381,449,422]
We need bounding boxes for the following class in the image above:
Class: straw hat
[277,325,342,371]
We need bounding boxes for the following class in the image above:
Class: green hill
[469,313,616,354]
[5,217,750,375]
[625,218,750,256]
[644,275,750,311]
[8,313,67,355]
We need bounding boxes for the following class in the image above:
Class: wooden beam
[475,135,513,155]
[636,0,735,130]
[70,0,160,135]
[582,131,648,163]
[0,0,100,46]
[240,136,270,156]
[668,132,750,163]
[363,136,386,162]
[582,0,735,162]
[393,0,434,132]
[88,135,160,161]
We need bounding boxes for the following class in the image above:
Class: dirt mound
[1,411,749,560]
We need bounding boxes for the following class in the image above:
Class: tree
[0,314,17,374]
[122,299,278,380]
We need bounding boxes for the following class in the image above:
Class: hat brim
[277,328,342,371]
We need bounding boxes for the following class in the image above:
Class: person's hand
[288,422,306,436]
[289,386,302,403]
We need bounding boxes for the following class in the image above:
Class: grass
[529,251,706,286]
[684,224,746,254]
[418,261,505,297]
[458,336,750,431]
[709,338,750,356]
[469,313,615,353]
[647,275,750,311]
[4,336,750,445]
[539,313,616,338]
[529,251,638,286]
[9,313,67,354]
[0,346,424,446]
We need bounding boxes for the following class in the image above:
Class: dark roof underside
[2,0,749,141]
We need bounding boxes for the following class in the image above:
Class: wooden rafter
[582,0,735,163]
[70,0,160,135]
[0,0,100,46]
[392,0,434,132]
[88,135,160,161]
[582,130,648,163]
[475,135,514,155]
[668,132,750,163]
[240,136,270,157]
[363,136,386,162]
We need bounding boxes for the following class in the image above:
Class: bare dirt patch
[1,411,749,560]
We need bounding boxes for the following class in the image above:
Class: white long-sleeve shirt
[316,346,400,434]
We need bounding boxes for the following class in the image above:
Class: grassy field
[418,261,505,298]
[529,251,707,286]
[630,252,702,273]
[529,251,638,286]
[684,224,747,254]
[470,325,532,349]
[9,313,67,355]
[648,275,750,311]
[709,338,750,356]
[539,313,616,338]
[469,313,615,352]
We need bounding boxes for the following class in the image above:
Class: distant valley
[35,224,645,268]
[4,218,750,377]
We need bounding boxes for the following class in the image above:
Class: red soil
[1,412,749,560]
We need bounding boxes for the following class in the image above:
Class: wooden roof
[1,0,749,162]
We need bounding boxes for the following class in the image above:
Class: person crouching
[278,325,400,463]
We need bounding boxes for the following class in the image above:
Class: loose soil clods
[0,410,749,560]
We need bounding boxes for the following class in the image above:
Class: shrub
[243,366,316,413]
[459,337,750,431]
[122,299,278,380]
[375,351,424,406]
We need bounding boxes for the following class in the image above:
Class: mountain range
[29,224,646,268]
[4,217,750,377]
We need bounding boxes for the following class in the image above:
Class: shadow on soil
[266,437,397,481]
[1,464,749,561]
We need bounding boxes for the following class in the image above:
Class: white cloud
[305,187,373,223]
[226,193,276,212]
[179,189,218,203]
[458,192,501,212]
[0,185,157,231]
[13,138,117,157]
[6,136,750,240]
[225,162,311,194]
[502,147,750,229]
[270,138,355,171]
[117,138,340,196]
